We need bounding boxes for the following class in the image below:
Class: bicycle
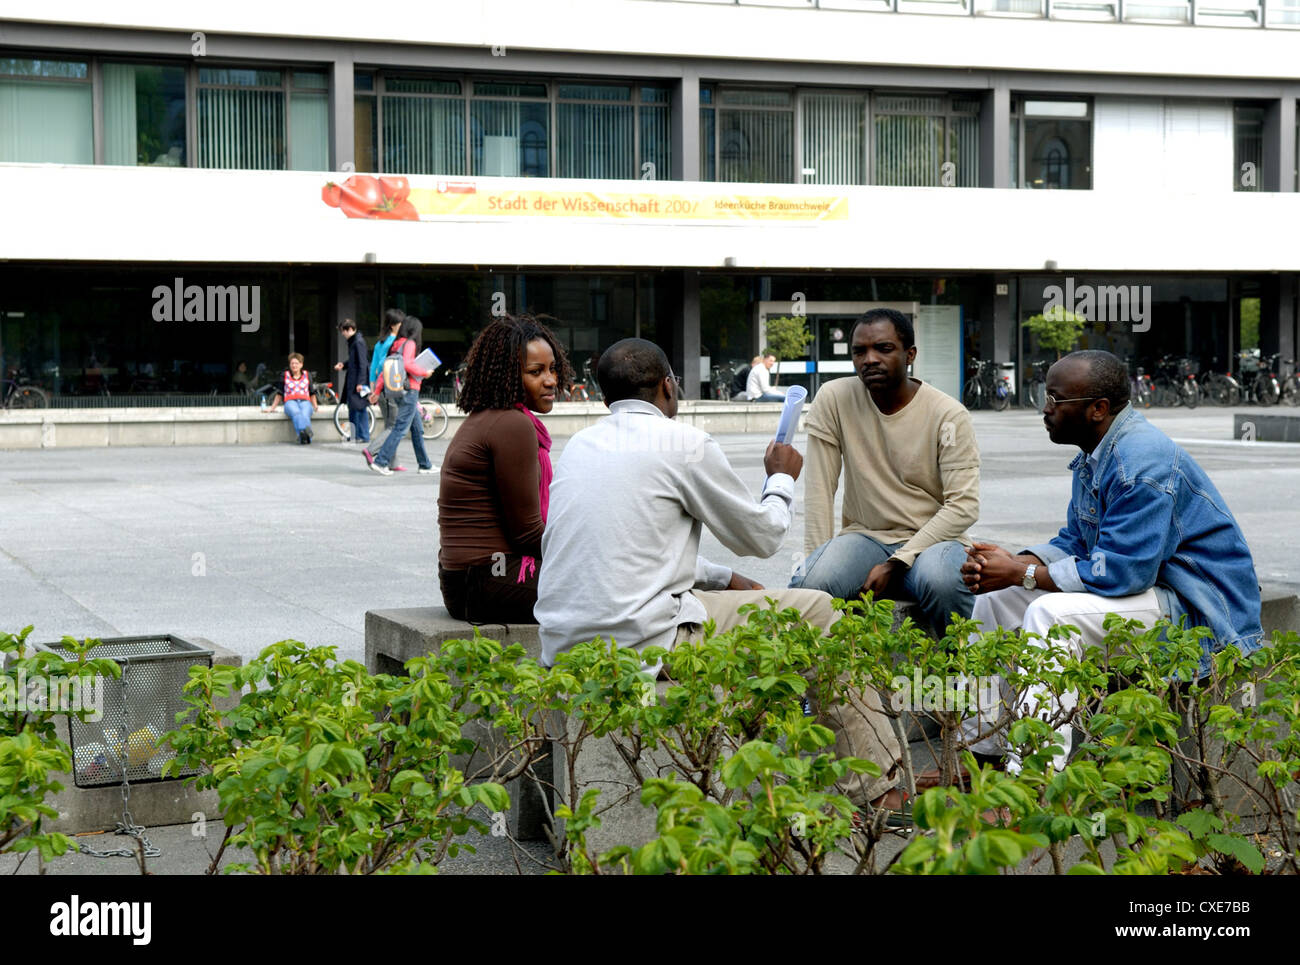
[1198,357,1242,408]
[1151,355,1199,408]
[1240,351,1282,407]
[963,358,1011,411]
[1,368,49,409]
[1279,358,1299,407]
[1126,357,1155,409]
[1021,360,1049,411]
[310,371,339,407]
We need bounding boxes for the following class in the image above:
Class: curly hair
[457,314,573,414]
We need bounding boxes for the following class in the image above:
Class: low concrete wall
[1234,412,1300,443]
[0,400,792,449]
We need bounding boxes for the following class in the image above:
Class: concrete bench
[365,598,926,851]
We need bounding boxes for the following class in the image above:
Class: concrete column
[1262,274,1298,362]
[673,72,700,182]
[1262,98,1296,193]
[979,86,1012,189]
[331,55,355,172]
[674,270,702,399]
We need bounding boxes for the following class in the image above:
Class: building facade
[1,0,1298,402]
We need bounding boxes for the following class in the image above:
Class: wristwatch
[1022,563,1038,591]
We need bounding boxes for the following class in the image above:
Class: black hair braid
[457,314,574,413]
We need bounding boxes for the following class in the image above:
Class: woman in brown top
[437,314,572,623]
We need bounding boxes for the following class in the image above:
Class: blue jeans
[753,391,786,402]
[790,533,973,636]
[348,406,370,443]
[283,399,313,433]
[373,389,431,470]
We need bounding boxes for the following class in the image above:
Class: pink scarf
[515,404,552,583]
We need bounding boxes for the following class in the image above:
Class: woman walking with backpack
[366,316,437,476]
[365,308,405,465]
[437,314,570,623]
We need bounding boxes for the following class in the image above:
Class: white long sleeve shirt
[536,399,795,666]
[746,363,772,401]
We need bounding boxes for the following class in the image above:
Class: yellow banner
[407,183,848,223]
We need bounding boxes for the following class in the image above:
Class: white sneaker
[369,462,393,476]
[418,466,440,475]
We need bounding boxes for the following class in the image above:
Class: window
[699,85,979,186]
[802,91,866,185]
[102,63,187,166]
[355,73,670,179]
[0,57,92,164]
[1012,97,1092,189]
[874,93,979,187]
[196,67,329,170]
[471,81,548,177]
[716,88,794,183]
[1233,103,1264,192]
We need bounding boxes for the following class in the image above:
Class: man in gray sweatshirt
[536,338,904,816]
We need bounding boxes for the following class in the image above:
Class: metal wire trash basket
[33,634,213,789]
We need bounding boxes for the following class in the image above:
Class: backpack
[731,365,749,397]
[381,338,409,392]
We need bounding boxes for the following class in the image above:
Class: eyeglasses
[668,374,683,390]
[1043,394,1099,408]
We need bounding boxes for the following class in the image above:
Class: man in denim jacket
[960,350,1262,768]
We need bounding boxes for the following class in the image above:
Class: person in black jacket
[334,318,372,443]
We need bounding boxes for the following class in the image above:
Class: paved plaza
[2,405,1297,667]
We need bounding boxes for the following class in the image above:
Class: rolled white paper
[774,385,808,445]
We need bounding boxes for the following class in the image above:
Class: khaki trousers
[674,588,902,805]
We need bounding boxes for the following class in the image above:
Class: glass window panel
[383,93,467,175]
[640,103,672,180]
[199,68,282,87]
[876,94,944,114]
[0,76,93,163]
[720,89,791,108]
[289,90,329,170]
[950,114,980,186]
[952,97,981,113]
[355,94,377,171]
[385,76,461,95]
[0,58,88,79]
[873,113,944,186]
[1234,104,1264,193]
[473,81,547,98]
[558,83,631,101]
[700,107,716,181]
[801,92,865,185]
[1024,99,1088,118]
[292,71,328,90]
[700,87,714,105]
[718,108,793,182]
[103,64,187,166]
[197,87,286,169]
[472,100,548,176]
[557,101,633,178]
[640,86,670,104]
[354,71,374,92]
[1022,117,1091,189]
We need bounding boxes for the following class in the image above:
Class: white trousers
[961,585,1165,770]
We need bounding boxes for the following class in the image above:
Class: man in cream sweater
[789,308,979,636]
